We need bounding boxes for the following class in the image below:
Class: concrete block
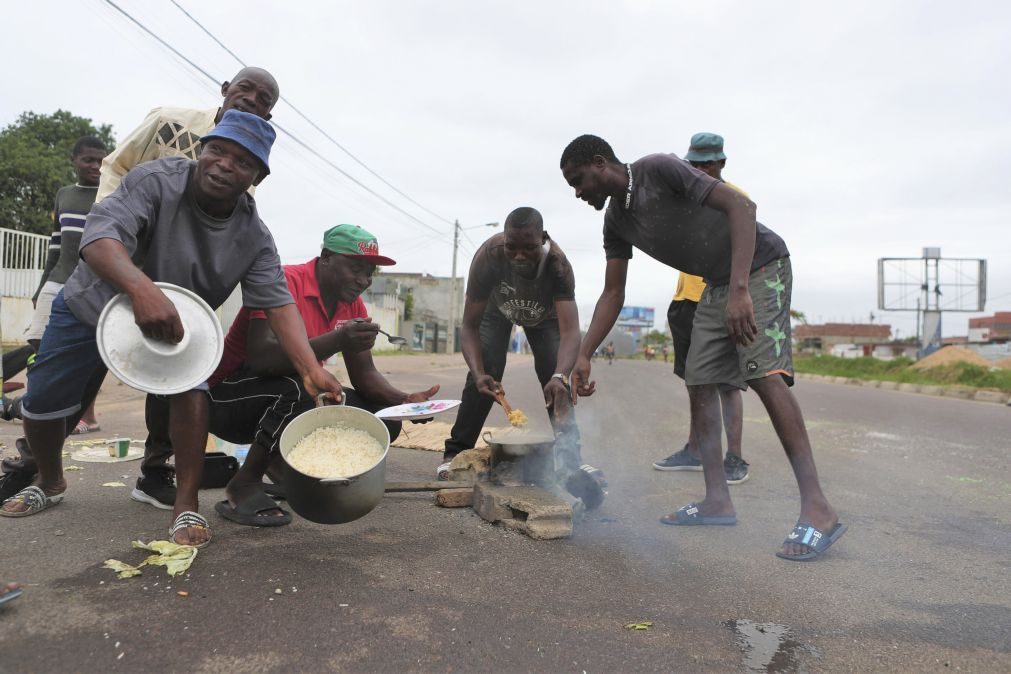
[473,482,572,540]
[973,390,1009,404]
[878,381,899,390]
[919,385,943,396]
[860,380,880,388]
[897,383,920,393]
[449,447,490,482]
[942,387,974,399]
[435,487,474,508]
[832,376,850,385]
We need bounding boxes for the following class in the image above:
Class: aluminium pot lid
[96,282,223,395]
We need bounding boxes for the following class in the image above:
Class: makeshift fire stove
[465,429,603,540]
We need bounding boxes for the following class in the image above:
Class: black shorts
[667,299,697,380]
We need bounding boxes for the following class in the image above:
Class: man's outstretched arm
[572,257,628,398]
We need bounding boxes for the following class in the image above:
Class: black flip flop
[214,492,292,527]
[262,482,286,500]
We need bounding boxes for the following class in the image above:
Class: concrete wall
[1,296,35,345]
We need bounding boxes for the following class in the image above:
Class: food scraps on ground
[102,482,127,487]
[177,591,189,597]
[103,540,199,579]
[65,465,84,471]
[624,621,654,631]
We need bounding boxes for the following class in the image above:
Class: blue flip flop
[776,522,848,561]
[0,587,24,607]
[660,502,737,526]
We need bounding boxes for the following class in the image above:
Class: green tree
[643,329,670,346]
[790,309,808,324]
[0,110,116,235]
[403,289,415,321]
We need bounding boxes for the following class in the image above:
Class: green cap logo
[322,224,396,266]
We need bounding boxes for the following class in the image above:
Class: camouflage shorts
[685,257,794,390]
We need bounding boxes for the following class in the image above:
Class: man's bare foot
[0,479,66,515]
[779,502,839,558]
[691,497,736,518]
[170,504,211,547]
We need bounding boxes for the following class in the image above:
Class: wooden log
[384,481,470,492]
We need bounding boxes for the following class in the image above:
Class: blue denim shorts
[21,291,107,421]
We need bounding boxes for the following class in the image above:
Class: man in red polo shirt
[208,224,438,526]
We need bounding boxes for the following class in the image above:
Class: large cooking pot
[279,405,390,524]
[482,429,556,486]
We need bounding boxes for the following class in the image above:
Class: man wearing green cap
[206,224,440,527]
[3,110,344,550]
[653,133,749,485]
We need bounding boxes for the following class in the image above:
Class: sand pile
[913,346,992,370]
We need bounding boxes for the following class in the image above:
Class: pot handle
[319,476,354,486]
[317,392,345,407]
[482,431,493,444]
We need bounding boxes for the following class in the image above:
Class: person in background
[652,133,749,485]
[0,137,108,501]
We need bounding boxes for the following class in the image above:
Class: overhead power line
[99,0,453,244]
[170,0,455,228]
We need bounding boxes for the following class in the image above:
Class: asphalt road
[1,354,1008,672]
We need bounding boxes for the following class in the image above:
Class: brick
[449,447,490,482]
[435,487,473,508]
[472,482,572,540]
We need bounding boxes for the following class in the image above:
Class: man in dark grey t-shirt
[559,134,845,562]
[2,111,343,549]
[441,207,605,508]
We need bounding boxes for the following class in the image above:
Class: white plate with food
[374,399,462,421]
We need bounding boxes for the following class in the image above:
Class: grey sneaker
[724,455,750,484]
[652,446,703,471]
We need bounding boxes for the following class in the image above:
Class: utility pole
[447,219,499,354]
[447,219,460,354]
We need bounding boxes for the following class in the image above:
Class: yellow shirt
[672,180,749,302]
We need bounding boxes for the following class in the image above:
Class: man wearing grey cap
[2,110,343,549]
[653,133,749,486]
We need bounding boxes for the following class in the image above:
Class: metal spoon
[352,317,407,345]
[380,328,407,346]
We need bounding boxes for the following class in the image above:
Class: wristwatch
[551,373,570,388]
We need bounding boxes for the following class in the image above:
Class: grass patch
[794,355,1011,392]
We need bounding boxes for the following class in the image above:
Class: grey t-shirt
[63,156,292,326]
[466,232,576,327]
[603,153,789,285]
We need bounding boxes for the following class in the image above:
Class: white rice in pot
[286,424,385,478]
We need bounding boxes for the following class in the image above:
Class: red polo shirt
[208,257,367,386]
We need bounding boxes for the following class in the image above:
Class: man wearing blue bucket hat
[2,110,343,549]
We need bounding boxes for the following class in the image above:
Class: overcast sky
[4,1,1008,338]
